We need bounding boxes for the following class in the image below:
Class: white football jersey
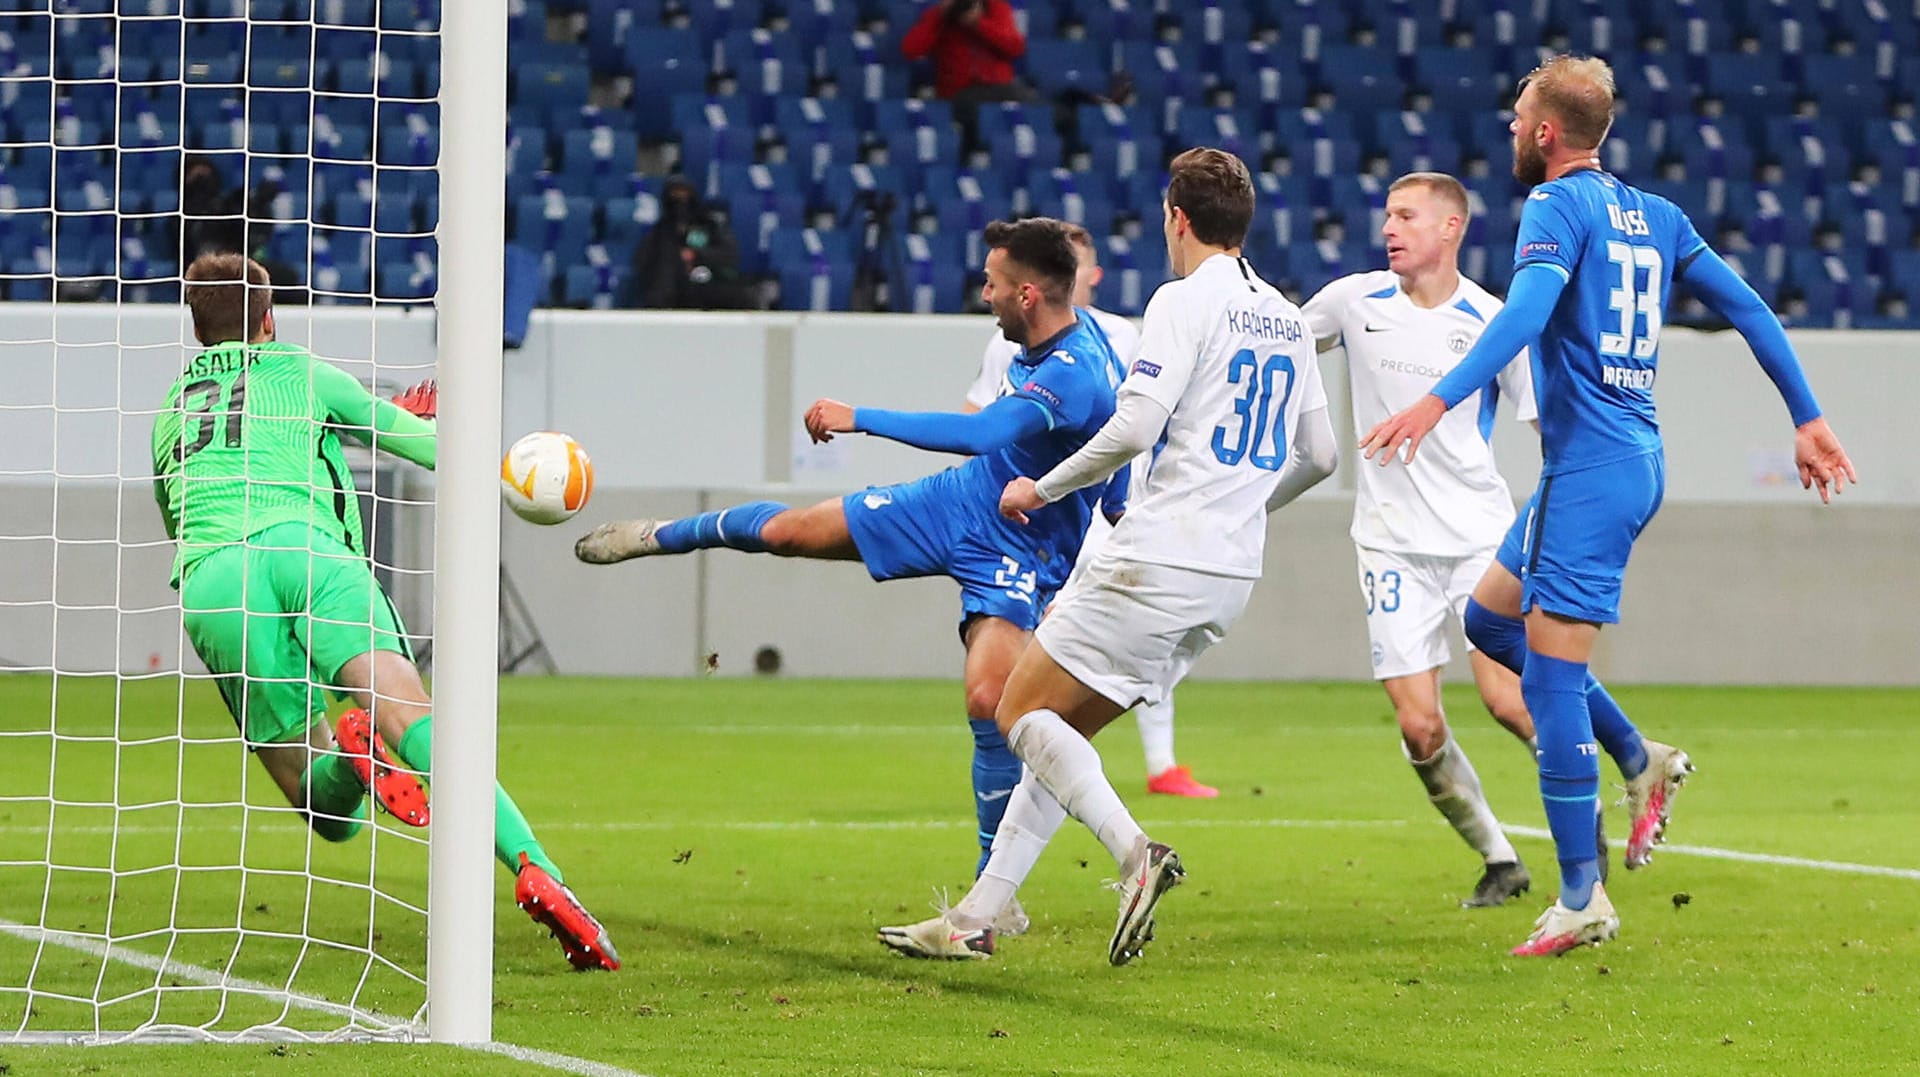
[1102,253,1327,579]
[1303,270,1536,557]
[966,306,1142,409]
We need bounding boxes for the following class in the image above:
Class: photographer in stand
[628,175,753,310]
[901,0,1031,153]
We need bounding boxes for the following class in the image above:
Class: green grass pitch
[1,675,1916,1075]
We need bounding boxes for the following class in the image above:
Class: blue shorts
[1502,451,1666,625]
[842,469,1073,633]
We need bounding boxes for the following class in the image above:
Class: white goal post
[0,0,505,1046]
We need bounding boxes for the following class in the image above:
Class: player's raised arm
[311,358,438,470]
[1672,245,1856,502]
[804,393,1053,455]
[1361,263,1567,464]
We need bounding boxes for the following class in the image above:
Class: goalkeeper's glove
[392,379,437,419]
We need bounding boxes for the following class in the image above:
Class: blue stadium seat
[1176,108,1264,169]
[718,28,808,105]
[560,122,640,179]
[1075,0,1158,45]
[786,0,858,57]
[1375,111,1463,176]
[774,95,861,175]
[1121,43,1207,134]
[515,61,592,121]
[929,172,1013,272]
[1023,37,1107,100]
[1029,168,1114,239]
[896,231,969,313]
[1099,234,1166,317]
[1676,120,1756,185]
[1250,171,1313,252]
[770,227,853,311]
[599,189,659,267]
[1219,40,1311,120]
[587,0,663,76]
[687,0,763,44]
[561,256,625,309]
[822,32,911,118]
[1079,103,1163,202]
[379,0,439,32]
[1317,44,1407,113]
[513,189,595,271]
[376,238,437,301]
[674,98,757,195]
[1272,109,1362,180]
[183,21,244,85]
[721,162,804,273]
[878,104,961,191]
[628,28,708,139]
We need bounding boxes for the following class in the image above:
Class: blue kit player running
[575,218,1129,933]
[1363,55,1856,957]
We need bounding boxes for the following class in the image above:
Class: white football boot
[574,519,666,563]
[1511,882,1619,957]
[1624,740,1694,868]
[1108,838,1184,966]
[877,914,995,960]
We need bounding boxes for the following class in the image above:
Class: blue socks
[969,718,1021,876]
[1523,651,1602,911]
[1464,598,1647,779]
[654,501,788,554]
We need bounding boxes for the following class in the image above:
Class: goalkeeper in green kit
[151,253,618,971]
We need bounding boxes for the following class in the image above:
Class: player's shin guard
[969,718,1022,875]
[394,715,564,881]
[1408,735,1518,865]
[1524,652,1603,912]
[302,753,368,842]
[1006,709,1142,868]
[653,501,789,554]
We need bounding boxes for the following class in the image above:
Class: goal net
[0,0,482,1044]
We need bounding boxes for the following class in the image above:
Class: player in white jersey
[966,222,1217,800]
[879,149,1338,964]
[1302,173,1542,908]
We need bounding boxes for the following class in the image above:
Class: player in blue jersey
[1363,55,1856,957]
[575,218,1129,932]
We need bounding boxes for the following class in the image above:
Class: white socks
[1136,697,1177,776]
[1408,734,1519,865]
[1007,708,1144,869]
[952,768,1065,930]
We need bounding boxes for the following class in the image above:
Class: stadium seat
[1029,168,1115,239]
[721,162,804,274]
[1318,44,1408,113]
[628,28,708,140]
[770,227,853,311]
[1023,37,1108,101]
[513,189,595,272]
[895,231,969,314]
[821,32,909,119]
[1099,234,1167,317]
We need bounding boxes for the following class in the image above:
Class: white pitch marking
[0,919,656,1077]
[1501,824,1920,881]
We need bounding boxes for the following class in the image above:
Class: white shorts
[1036,554,1255,709]
[1354,543,1498,681]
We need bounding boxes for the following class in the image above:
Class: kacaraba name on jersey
[1226,309,1306,342]
[1601,365,1657,390]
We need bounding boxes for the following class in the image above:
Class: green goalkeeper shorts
[181,521,413,747]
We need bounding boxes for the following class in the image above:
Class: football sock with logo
[1135,697,1177,777]
[1408,735,1518,865]
[653,501,789,554]
[1524,652,1602,912]
[301,752,368,843]
[394,716,562,882]
[1464,600,1648,780]
[953,769,1067,931]
[969,718,1023,875]
[1007,709,1143,868]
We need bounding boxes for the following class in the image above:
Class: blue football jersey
[1512,169,1708,475]
[964,311,1128,554]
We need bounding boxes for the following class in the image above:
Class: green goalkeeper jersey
[150,340,437,586]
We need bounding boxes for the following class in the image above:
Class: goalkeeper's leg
[180,539,371,842]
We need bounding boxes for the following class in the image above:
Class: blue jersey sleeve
[1513,184,1586,281]
[1011,351,1097,432]
[1660,199,1711,274]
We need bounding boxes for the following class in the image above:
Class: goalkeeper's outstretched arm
[311,359,438,469]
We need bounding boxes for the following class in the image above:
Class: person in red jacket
[901,0,1028,101]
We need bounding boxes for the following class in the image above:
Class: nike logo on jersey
[975,788,1012,803]
[1363,323,1392,332]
